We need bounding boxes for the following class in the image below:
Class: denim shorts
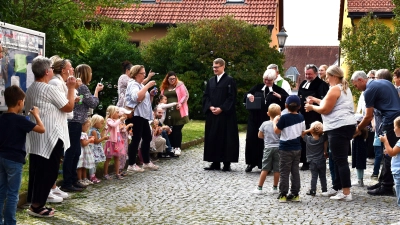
[261,147,280,172]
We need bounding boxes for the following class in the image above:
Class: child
[149,119,166,161]
[351,115,368,187]
[273,95,305,203]
[77,119,95,186]
[252,103,281,195]
[0,86,45,221]
[156,95,177,124]
[118,108,133,176]
[104,105,126,180]
[301,121,328,196]
[89,114,108,183]
[379,116,400,207]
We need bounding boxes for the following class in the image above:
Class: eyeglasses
[368,76,376,79]
[168,77,176,81]
[138,72,146,75]
[306,64,318,71]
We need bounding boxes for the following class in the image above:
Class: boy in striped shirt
[273,95,305,202]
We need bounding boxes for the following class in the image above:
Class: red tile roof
[347,0,395,13]
[283,46,339,81]
[99,0,278,26]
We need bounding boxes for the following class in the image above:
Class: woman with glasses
[159,71,189,156]
[125,65,159,172]
[243,68,289,172]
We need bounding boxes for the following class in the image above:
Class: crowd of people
[0,56,189,223]
[201,60,400,206]
[1,54,400,224]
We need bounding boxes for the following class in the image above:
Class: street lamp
[276,27,288,53]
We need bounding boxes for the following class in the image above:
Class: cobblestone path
[16,133,400,224]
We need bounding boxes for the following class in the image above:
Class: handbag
[124,101,141,115]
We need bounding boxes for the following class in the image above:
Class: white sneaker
[251,188,263,195]
[321,188,337,197]
[270,187,279,194]
[47,191,63,203]
[83,178,93,185]
[78,179,89,187]
[174,148,181,156]
[51,186,69,199]
[330,192,353,201]
[143,162,159,171]
[127,164,144,173]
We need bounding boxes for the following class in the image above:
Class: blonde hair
[326,65,349,95]
[91,114,105,127]
[310,121,324,136]
[129,65,145,79]
[213,58,225,66]
[394,116,400,128]
[268,103,281,118]
[105,105,119,121]
[52,58,71,75]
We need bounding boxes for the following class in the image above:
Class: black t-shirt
[0,113,36,164]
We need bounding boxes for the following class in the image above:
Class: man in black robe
[202,58,239,171]
[298,64,329,170]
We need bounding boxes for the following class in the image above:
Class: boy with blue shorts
[251,103,281,194]
[0,86,45,224]
[273,95,305,202]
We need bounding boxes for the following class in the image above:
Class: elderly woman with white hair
[244,68,289,173]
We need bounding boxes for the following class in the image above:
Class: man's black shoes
[204,163,221,171]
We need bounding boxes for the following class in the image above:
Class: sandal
[115,174,124,180]
[120,170,128,177]
[27,206,55,218]
[103,174,113,180]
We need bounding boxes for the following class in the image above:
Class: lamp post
[276,27,288,53]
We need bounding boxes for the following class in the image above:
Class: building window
[130,41,140,47]
[226,0,245,3]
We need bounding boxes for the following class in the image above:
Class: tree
[340,14,398,99]
[0,0,141,57]
[66,23,142,115]
[141,16,284,122]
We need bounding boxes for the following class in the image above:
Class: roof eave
[347,12,395,19]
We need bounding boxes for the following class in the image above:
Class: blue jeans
[373,145,383,176]
[63,122,82,187]
[0,157,23,225]
[394,173,400,207]
[161,130,172,153]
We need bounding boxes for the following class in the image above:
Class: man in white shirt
[267,64,291,95]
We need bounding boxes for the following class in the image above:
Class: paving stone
[16,133,400,224]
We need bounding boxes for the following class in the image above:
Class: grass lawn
[19,120,246,194]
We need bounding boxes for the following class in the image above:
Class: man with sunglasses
[297,64,329,170]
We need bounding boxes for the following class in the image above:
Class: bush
[141,16,284,123]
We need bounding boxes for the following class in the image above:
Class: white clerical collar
[216,72,225,82]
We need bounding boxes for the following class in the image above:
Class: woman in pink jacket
[160,71,189,156]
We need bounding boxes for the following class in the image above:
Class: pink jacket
[162,81,189,118]
[106,118,121,142]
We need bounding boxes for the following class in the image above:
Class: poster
[0,22,45,110]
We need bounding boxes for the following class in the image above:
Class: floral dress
[89,127,106,163]
[119,123,130,170]
[77,132,95,169]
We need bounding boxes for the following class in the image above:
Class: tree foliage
[66,23,142,115]
[340,14,398,99]
[0,0,141,57]
[141,16,284,123]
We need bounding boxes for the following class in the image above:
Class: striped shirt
[48,74,74,119]
[276,113,305,151]
[25,82,70,159]
[125,80,153,121]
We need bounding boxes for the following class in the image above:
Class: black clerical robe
[243,84,288,167]
[202,73,239,163]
